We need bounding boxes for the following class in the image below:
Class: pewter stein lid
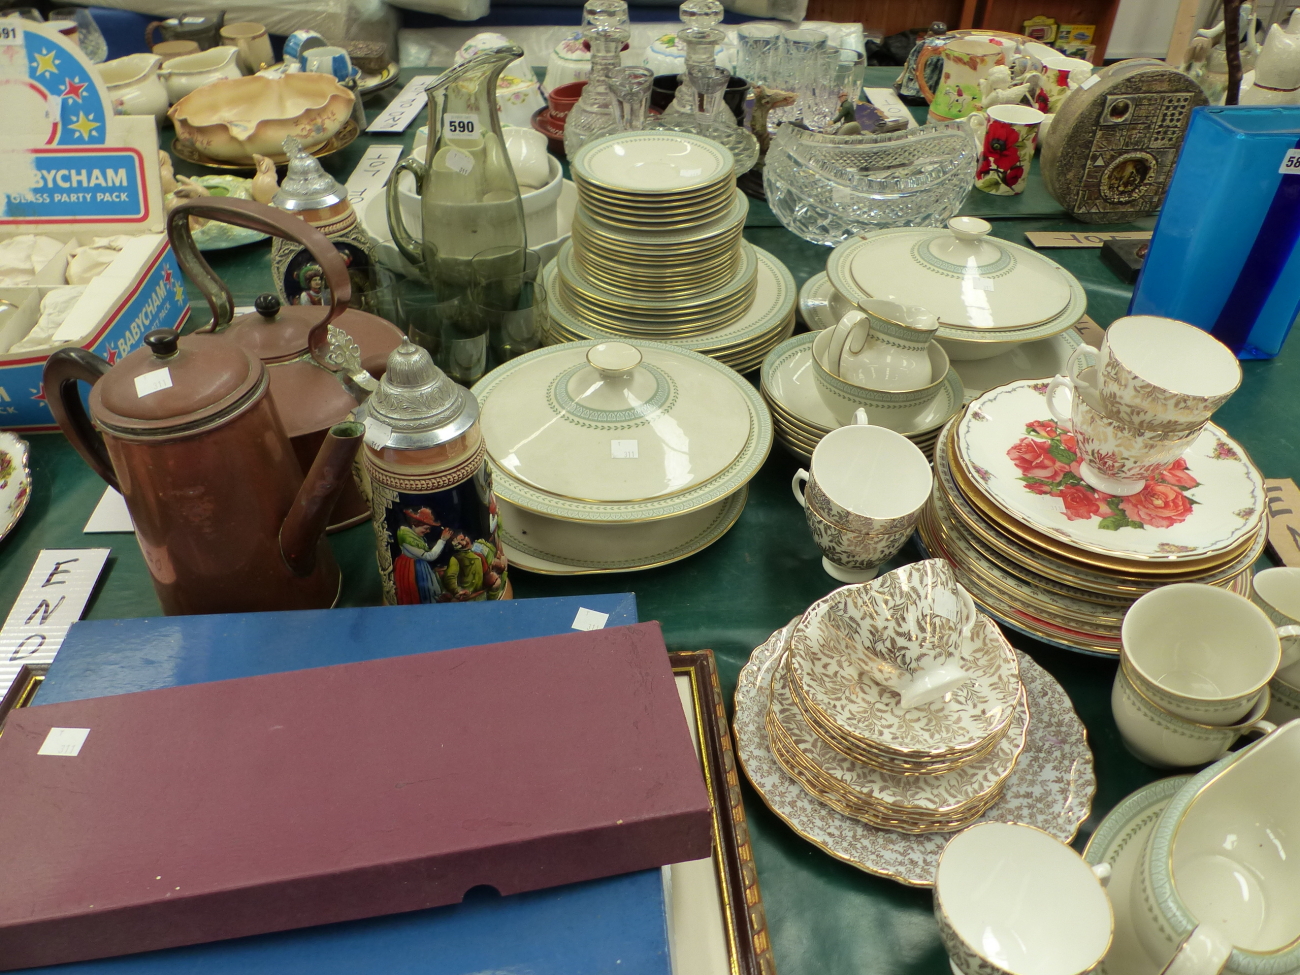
[272,137,346,212]
[360,339,478,449]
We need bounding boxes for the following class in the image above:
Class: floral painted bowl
[169,73,354,163]
[0,432,31,543]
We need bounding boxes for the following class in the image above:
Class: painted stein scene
[3,4,1300,975]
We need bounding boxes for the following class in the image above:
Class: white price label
[1080,73,1101,90]
[366,75,434,134]
[611,439,639,459]
[134,367,172,398]
[443,113,480,138]
[967,277,996,292]
[832,184,853,205]
[0,22,23,45]
[1280,148,1300,175]
[38,727,90,757]
[362,416,392,449]
[445,149,475,176]
[571,608,610,631]
[345,144,403,207]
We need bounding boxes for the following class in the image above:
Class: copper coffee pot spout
[280,421,365,577]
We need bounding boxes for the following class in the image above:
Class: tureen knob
[144,330,179,359]
[947,216,992,242]
[587,342,642,378]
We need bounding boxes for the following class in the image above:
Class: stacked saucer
[760,334,961,463]
[543,131,794,372]
[918,380,1266,657]
[764,562,1029,834]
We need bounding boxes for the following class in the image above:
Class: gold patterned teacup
[935,822,1113,975]
[1046,368,1202,497]
[1065,316,1241,433]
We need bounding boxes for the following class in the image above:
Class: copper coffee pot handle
[167,198,352,356]
[43,349,119,491]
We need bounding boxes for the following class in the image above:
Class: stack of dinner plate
[917,380,1267,657]
[542,130,795,372]
[765,561,1028,834]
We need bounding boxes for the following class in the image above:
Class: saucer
[734,625,1094,887]
[760,334,963,438]
[1083,776,1192,975]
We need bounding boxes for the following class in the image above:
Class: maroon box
[0,622,710,970]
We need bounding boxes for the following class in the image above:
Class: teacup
[823,299,938,391]
[1251,567,1300,684]
[968,104,1046,196]
[1041,56,1093,110]
[1266,673,1300,725]
[283,29,328,63]
[1046,368,1203,496]
[303,46,355,82]
[935,822,1113,975]
[151,39,200,63]
[792,410,932,582]
[811,327,950,430]
[220,22,275,75]
[1122,583,1300,725]
[1066,316,1242,433]
[1112,663,1275,768]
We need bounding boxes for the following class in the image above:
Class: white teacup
[1112,663,1275,769]
[824,299,938,391]
[1251,566,1300,684]
[1122,583,1300,725]
[792,409,933,582]
[935,822,1113,975]
[1066,316,1241,433]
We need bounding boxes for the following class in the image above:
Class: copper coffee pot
[44,329,363,617]
[168,197,404,531]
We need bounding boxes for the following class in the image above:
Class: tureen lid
[840,217,1073,331]
[360,339,478,450]
[477,341,752,503]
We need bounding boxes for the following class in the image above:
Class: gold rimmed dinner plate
[580,194,735,221]
[933,419,1263,592]
[576,183,734,209]
[945,432,1257,578]
[575,245,739,278]
[575,174,734,203]
[559,240,758,312]
[560,275,758,317]
[574,206,747,248]
[574,230,745,260]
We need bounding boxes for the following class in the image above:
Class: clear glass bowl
[763,121,979,247]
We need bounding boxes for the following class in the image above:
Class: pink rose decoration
[1160,457,1199,489]
[1120,482,1195,528]
[1026,420,1059,439]
[1053,484,1108,521]
[1007,437,1068,481]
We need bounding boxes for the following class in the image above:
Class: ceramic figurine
[251,153,279,204]
[270,137,376,307]
[157,149,177,195]
[1039,59,1207,224]
[1241,13,1300,104]
[751,84,798,156]
[359,340,510,605]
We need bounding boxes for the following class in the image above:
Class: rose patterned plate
[0,432,31,543]
[735,625,1095,887]
[786,561,1021,760]
[955,380,1265,562]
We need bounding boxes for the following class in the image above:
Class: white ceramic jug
[159,46,242,104]
[1132,720,1300,975]
[825,299,939,391]
[96,54,169,124]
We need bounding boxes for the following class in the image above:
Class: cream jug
[825,299,939,391]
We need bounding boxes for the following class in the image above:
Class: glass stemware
[737,23,782,88]
[50,6,107,62]
[610,65,654,132]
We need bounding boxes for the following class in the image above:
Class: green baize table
[2,67,1295,975]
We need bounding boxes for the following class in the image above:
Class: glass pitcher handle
[385,156,427,269]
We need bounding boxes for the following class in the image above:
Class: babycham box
[0,22,187,431]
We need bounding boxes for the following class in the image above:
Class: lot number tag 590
[444,114,480,138]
